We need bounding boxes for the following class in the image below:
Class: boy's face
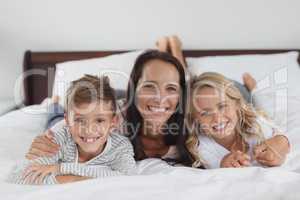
[65,101,117,156]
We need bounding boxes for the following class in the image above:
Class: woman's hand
[23,164,60,184]
[253,135,290,167]
[221,151,251,168]
[25,130,60,160]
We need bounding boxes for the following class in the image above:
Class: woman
[26,50,195,167]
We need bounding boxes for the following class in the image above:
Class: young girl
[186,72,290,169]
[8,75,136,184]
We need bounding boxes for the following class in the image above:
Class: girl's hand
[221,151,251,168]
[25,130,60,160]
[253,135,290,167]
[23,164,60,184]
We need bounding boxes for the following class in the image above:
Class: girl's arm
[253,117,290,166]
[254,134,290,166]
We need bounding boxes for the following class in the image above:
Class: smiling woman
[125,50,193,165]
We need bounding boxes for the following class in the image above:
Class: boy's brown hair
[65,74,116,113]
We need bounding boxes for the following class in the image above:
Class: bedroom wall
[0,0,300,102]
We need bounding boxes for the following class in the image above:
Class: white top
[197,116,282,169]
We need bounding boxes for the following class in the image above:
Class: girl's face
[136,59,180,133]
[193,86,239,139]
[66,101,117,157]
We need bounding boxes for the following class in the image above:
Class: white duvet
[0,98,300,200]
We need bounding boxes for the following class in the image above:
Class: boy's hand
[253,135,290,167]
[221,151,251,168]
[23,164,60,184]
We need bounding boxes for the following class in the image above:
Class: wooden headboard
[23,49,300,106]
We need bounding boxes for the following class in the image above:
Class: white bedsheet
[0,98,300,200]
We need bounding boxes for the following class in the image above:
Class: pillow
[52,50,145,106]
[187,51,300,95]
[186,51,300,126]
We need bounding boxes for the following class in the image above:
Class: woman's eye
[167,86,178,92]
[143,84,155,89]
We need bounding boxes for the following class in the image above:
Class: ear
[110,114,120,129]
[64,113,71,127]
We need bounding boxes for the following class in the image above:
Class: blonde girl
[186,72,290,169]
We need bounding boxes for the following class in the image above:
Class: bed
[0,49,300,200]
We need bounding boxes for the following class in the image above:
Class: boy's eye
[96,119,105,123]
[74,118,85,123]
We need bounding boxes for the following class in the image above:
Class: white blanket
[0,98,300,200]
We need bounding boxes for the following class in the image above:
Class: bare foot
[52,95,60,104]
[168,35,186,67]
[156,36,169,52]
[243,73,257,92]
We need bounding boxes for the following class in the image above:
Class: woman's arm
[26,131,61,160]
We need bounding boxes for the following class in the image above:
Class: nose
[153,87,171,103]
[212,110,223,123]
[83,122,97,136]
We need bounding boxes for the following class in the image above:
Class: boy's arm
[59,163,123,178]
[110,140,137,175]
[58,138,137,178]
[7,154,61,185]
[8,126,66,185]
[55,175,90,184]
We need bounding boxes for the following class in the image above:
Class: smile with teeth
[80,136,101,143]
[212,121,229,132]
[148,106,168,113]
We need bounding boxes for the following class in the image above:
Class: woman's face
[193,86,239,139]
[136,59,180,133]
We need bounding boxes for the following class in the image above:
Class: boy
[8,75,136,184]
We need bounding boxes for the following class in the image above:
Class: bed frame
[23,49,300,106]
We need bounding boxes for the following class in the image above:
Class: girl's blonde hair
[186,72,265,168]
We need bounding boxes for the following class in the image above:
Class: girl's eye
[200,111,210,117]
[218,103,227,111]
